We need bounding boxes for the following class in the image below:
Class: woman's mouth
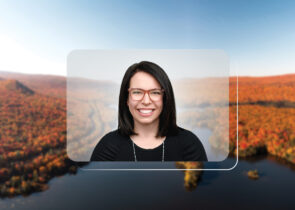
[137,109,155,116]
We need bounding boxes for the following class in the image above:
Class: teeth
[139,109,153,114]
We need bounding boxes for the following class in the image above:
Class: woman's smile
[137,108,155,116]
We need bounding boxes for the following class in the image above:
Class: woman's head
[118,61,177,137]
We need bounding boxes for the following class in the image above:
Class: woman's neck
[131,119,165,149]
[133,120,159,139]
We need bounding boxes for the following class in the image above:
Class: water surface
[1,157,294,210]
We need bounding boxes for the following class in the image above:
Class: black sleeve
[90,131,120,161]
[181,130,208,161]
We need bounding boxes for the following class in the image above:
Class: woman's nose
[142,92,151,104]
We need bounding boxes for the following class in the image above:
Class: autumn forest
[0,72,295,196]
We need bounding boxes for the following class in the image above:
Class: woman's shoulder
[90,129,127,161]
[176,127,199,140]
[100,129,124,142]
[95,129,130,149]
[174,127,208,161]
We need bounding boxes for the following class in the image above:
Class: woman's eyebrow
[130,87,161,90]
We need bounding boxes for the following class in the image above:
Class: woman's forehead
[129,71,161,88]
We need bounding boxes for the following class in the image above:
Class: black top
[90,127,207,161]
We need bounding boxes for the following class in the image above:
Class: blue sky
[0,0,294,76]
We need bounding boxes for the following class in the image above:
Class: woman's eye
[133,91,142,95]
[151,91,161,95]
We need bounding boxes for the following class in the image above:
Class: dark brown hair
[118,61,177,137]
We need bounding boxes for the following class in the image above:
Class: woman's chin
[135,118,158,125]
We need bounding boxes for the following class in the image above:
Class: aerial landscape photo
[0,71,294,209]
[0,0,295,209]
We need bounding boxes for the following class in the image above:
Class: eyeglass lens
[130,89,162,101]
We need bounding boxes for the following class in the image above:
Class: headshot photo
[90,61,208,161]
[66,50,229,163]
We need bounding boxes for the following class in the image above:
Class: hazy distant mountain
[0,71,65,97]
[0,71,119,99]
[0,79,35,95]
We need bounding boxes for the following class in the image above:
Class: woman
[90,61,207,161]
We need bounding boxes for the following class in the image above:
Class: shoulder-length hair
[118,61,178,137]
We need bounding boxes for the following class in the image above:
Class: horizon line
[0,70,294,79]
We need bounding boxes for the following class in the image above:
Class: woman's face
[127,71,163,127]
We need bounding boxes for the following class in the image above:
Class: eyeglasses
[128,88,164,101]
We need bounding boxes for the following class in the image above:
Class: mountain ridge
[0,79,34,95]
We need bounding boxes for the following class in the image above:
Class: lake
[1,156,294,210]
